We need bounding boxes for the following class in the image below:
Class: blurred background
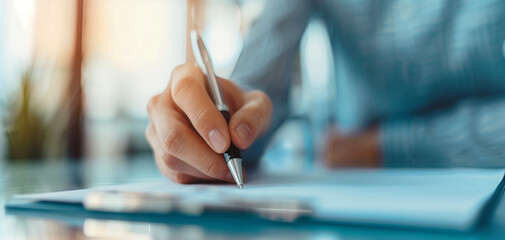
[0,0,334,170]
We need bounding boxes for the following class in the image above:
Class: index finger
[170,64,231,153]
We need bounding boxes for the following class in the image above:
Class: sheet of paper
[10,169,505,230]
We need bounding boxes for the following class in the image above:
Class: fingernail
[236,123,252,145]
[209,129,226,152]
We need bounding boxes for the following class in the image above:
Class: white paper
[12,168,505,230]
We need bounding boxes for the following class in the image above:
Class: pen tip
[239,184,243,189]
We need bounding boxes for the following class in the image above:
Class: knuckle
[164,156,179,170]
[172,63,197,76]
[250,107,266,128]
[249,90,272,117]
[171,64,196,81]
[172,64,186,76]
[161,127,184,154]
[158,150,169,160]
[156,156,173,179]
[171,65,204,103]
[251,90,267,101]
[256,91,273,112]
[172,77,196,102]
[146,95,160,115]
[193,108,212,131]
[204,160,220,178]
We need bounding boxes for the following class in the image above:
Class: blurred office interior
[0,0,334,170]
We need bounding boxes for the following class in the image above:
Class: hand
[146,64,272,184]
[324,126,381,168]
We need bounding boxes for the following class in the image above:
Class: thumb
[229,90,272,149]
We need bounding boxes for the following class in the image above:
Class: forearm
[380,94,505,168]
[231,0,313,165]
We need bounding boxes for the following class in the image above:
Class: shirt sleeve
[380,94,505,168]
[230,0,313,165]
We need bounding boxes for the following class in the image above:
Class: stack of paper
[6,169,504,230]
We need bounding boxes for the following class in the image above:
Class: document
[7,169,505,230]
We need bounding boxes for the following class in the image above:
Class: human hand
[324,126,381,168]
[146,64,272,184]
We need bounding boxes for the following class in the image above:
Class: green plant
[5,68,68,161]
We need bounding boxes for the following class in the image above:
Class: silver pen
[190,30,244,189]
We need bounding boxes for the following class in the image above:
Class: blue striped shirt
[231,0,505,168]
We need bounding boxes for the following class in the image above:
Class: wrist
[363,126,381,167]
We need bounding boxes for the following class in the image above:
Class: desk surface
[1,154,505,240]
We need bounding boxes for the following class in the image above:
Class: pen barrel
[220,110,241,163]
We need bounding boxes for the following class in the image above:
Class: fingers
[147,98,232,181]
[154,155,202,184]
[229,90,273,149]
[170,64,230,153]
[146,63,268,185]
[147,123,202,183]
[146,123,234,183]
